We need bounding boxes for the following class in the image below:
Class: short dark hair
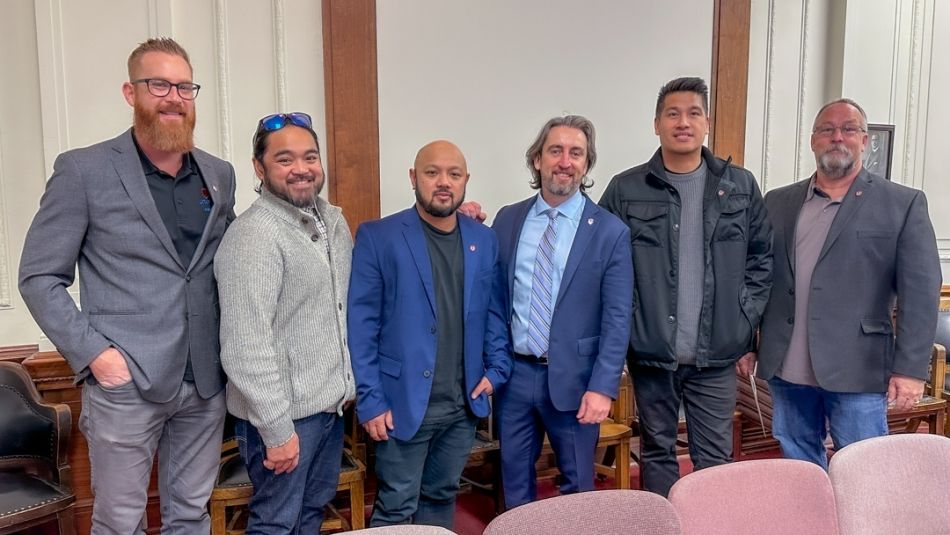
[655,77,709,118]
[252,122,322,194]
[525,115,596,193]
[127,37,192,78]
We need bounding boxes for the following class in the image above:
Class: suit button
[430,325,437,334]
[672,223,680,231]
[787,317,794,325]
[668,315,675,324]
[423,370,432,378]
[788,288,795,295]
[311,234,319,242]
[185,276,191,282]
[669,270,675,278]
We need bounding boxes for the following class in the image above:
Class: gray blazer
[19,129,236,402]
[757,169,941,392]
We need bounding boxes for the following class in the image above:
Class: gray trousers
[79,379,226,535]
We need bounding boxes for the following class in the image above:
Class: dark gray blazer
[19,129,236,402]
[757,169,941,392]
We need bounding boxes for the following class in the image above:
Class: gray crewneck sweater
[215,189,356,446]
[667,160,707,365]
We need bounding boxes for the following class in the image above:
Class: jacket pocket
[860,319,893,335]
[714,194,750,242]
[378,353,402,378]
[857,230,896,239]
[577,336,600,357]
[625,203,668,247]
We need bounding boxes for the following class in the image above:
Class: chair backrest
[349,526,454,534]
[482,489,682,535]
[668,459,838,535]
[828,434,950,534]
[936,309,950,363]
[0,362,58,462]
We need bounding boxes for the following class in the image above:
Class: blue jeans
[236,412,344,534]
[768,377,888,470]
[371,413,477,529]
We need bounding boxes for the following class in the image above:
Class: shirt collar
[131,129,194,180]
[532,188,585,221]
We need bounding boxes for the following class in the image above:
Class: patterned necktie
[527,209,559,357]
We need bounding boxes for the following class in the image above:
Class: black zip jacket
[599,147,773,369]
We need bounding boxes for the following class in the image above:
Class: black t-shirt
[420,217,466,423]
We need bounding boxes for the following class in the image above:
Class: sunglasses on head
[257,112,313,133]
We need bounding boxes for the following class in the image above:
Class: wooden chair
[735,344,948,456]
[208,428,366,533]
[0,361,75,535]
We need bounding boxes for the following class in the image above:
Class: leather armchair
[0,361,75,534]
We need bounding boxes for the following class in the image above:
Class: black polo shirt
[133,132,212,382]
[132,132,212,269]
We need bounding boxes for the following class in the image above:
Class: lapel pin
[856,190,863,196]
[212,185,218,192]
[718,189,725,197]
[469,244,476,252]
[587,218,594,225]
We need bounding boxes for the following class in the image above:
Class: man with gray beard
[751,98,941,468]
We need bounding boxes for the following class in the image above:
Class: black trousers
[632,363,736,497]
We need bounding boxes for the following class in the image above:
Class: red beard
[133,102,196,153]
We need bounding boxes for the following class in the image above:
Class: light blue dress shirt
[511,189,585,356]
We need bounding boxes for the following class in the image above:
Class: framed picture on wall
[863,123,895,180]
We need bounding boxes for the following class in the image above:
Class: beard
[543,173,581,198]
[133,102,196,153]
[263,172,323,209]
[817,143,857,180]
[415,186,464,218]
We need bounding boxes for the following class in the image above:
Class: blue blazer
[348,207,512,440]
[492,195,633,411]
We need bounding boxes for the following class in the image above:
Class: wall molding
[212,0,233,162]
[272,0,288,112]
[34,0,69,178]
[760,0,776,191]
[793,0,812,180]
[0,127,12,309]
[900,0,928,188]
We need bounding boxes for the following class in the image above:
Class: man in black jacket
[599,77,773,497]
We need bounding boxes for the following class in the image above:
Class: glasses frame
[130,78,201,100]
[257,112,314,133]
[812,124,866,138]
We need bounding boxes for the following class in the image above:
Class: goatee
[134,102,196,153]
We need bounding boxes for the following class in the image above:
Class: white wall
[745,0,949,279]
[0,0,325,347]
[376,0,713,221]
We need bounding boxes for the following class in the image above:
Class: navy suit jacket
[492,195,633,411]
[348,207,512,440]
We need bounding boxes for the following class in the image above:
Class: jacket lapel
[459,216,478,320]
[187,150,224,272]
[506,198,534,299]
[555,197,596,308]
[110,130,184,270]
[402,209,437,316]
[817,170,874,262]
[784,178,811,273]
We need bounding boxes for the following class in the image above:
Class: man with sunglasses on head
[348,140,511,528]
[19,38,236,532]
[214,112,355,533]
[751,98,940,468]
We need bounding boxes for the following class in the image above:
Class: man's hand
[470,376,494,399]
[887,374,925,411]
[736,352,756,377]
[363,410,394,441]
[576,391,612,424]
[263,432,299,474]
[89,347,132,388]
[458,201,487,223]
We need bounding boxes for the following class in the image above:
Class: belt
[513,352,548,365]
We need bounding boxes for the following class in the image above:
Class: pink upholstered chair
[668,459,838,535]
[482,489,682,535]
[829,433,950,534]
[349,526,454,534]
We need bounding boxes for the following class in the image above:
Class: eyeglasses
[813,124,865,138]
[257,112,313,132]
[131,78,201,100]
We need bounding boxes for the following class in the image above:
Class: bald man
[348,141,512,528]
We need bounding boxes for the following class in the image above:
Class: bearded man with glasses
[751,98,941,468]
[214,112,356,533]
[19,37,236,532]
